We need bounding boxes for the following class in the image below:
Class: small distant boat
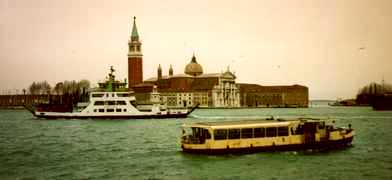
[328,99,357,106]
[181,118,354,154]
[26,67,198,119]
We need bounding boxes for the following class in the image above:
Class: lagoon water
[0,106,392,179]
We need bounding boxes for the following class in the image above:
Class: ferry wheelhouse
[181,118,354,154]
[29,67,198,119]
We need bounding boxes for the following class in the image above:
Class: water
[0,107,392,179]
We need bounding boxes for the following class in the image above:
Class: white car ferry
[181,118,354,154]
[27,67,198,119]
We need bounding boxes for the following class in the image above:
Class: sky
[1,0,391,99]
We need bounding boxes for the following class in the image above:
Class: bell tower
[128,16,143,89]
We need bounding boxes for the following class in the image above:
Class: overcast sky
[1,0,391,99]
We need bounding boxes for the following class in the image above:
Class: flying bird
[358,47,366,51]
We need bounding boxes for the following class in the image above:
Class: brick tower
[128,16,143,89]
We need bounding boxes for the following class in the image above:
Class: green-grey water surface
[0,106,392,179]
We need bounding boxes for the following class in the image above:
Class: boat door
[202,129,211,149]
[303,122,317,144]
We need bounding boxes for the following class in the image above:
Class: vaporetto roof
[182,119,301,129]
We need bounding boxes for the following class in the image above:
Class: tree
[29,82,39,95]
[41,81,51,95]
[54,82,64,95]
[78,79,90,91]
[28,81,51,95]
[78,79,90,102]
[358,82,392,96]
[356,82,392,105]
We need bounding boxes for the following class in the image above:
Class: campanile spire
[131,16,139,41]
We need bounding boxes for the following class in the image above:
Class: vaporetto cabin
[181,118,354,154]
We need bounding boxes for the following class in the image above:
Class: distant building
[239,84,309,107]
[0,95,48,107]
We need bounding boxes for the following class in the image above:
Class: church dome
[184,54,203,76]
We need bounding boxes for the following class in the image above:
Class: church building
[126,17,308,108]
[144,54,241,108]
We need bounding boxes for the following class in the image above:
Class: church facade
[144,55,241,108]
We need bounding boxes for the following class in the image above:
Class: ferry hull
[34,113,190,119]
[28,104,198,120]
[182,137,354,154]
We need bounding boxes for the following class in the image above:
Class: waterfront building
[143,55,241,108]
[1,17,308,109]
[127,17,308,108]
[0,94,49,107]
[239,84,309,108]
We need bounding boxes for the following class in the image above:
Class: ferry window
[277,127,289,136]
[123,109,127,112]
[92,94,104,97]
[94,109,97,112]
[266,127,277,137]
[228,129,240,139]
[117,93,129,97]
[116,101,126,105]
[319,122,325,129]
[94,101,104,106]
[214,129,227,140]
[241,128,253,139]
[107,109,114,112]
[107,101,115,105]
[254,128,265,137]
[116,109,122,112]
[98,109,104,112]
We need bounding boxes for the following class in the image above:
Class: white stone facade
[158,71,240,108]
[211,72,240,108]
